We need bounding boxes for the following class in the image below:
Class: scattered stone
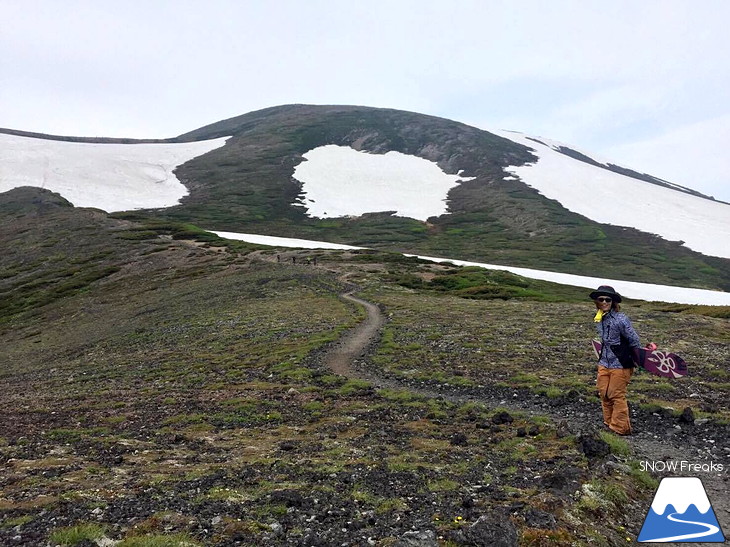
[555,420,571,438]
[523,507,557,530]
[450,432,469,446]
[516,427,527,437]
[578,433,610,458]
[528,425,540,436]
[279,440,299,451]
[678,407,695,425]
[462,496,476,509]
[269,522,284,537]
[540,466,583,496]
[270,489,304,508]
[395,529,438,546]
[659,407,675,418]
[461,514,518,546]
[492,411,514,425]
[605,461,631,474]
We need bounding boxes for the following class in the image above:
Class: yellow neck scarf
[594,309,605,322]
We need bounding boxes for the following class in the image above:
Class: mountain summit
[1,104,729,290]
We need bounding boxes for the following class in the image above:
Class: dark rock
[523,507,557,529]
[269,489,304,508]
[300,532,328,546]
[516,427,527,437]
[540,466,583,496]
[528,425,540,436]
[462,496,476,509]
[492,411,514,425]
[279,440,298,451]
[578,433,610,458]
[555,420,571,438]
[678,407,695,424]
[451,432,469,446]
[658,407,675,418]
[395,529,438,546]
[462,514,518,546]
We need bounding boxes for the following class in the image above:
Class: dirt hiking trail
[321,287,729,547]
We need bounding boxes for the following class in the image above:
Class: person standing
[590,285,642,435]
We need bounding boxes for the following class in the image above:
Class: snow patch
[208,230,730,306]
[211,231,361,250]
[494,130,730,260]
[293,145,474,221]
[0,133,228,212]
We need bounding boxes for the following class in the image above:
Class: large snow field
[494,130,730,260]
[209,230,730,306]
[0,133,228,212]
[293,145,474,221]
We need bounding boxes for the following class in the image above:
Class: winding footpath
[321,288,729,546]
[322,293,385,378]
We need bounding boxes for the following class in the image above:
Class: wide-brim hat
[589,285,622,303]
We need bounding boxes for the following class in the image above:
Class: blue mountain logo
[638,477,725,542]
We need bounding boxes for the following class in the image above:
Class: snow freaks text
[640,460,725,473]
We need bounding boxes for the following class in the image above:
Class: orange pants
[596,367,633,435]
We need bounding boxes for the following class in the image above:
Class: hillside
[2,105,729,292]
[1,189,729,546]
[155,105,730,291]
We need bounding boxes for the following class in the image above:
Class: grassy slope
[2,190,728,545]
[134,104,730,291]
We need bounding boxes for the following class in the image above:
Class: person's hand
[645,342,658,351]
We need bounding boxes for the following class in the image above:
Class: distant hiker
[590,285,642,436]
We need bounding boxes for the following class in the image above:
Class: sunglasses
[595,297,613,303]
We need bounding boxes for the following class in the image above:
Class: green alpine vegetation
[1,188,728,546]
[112,104,730,291]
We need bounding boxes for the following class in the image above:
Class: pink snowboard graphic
[592,340,688,379]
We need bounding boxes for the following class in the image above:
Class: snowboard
[592,340,688,379]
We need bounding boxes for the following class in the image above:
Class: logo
[638,477,725,543]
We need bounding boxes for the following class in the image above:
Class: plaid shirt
[595,310,641,369]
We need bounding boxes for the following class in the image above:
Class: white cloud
[1,0,729,200]
[602,114,730,201]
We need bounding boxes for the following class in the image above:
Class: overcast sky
[2,0,729,201]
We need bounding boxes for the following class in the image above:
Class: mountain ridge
[1,103,722,203]
[2,104,729,290]
[2,130,730,547]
